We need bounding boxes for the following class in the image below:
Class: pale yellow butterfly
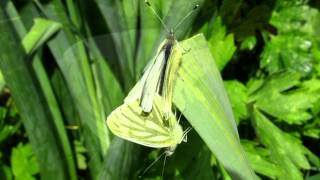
[107,95,190,154]
[125,1,199,120]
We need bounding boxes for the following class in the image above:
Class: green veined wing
[107,95,184,149]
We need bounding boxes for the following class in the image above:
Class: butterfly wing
[107,95,182,148]
[162,41,183,119]
[124,40,167,105]
[139,50,166,112]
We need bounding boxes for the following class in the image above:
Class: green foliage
[0,0,319,180]
[201,16,236,70]
[261,5,320,75]
[224,81,248,124]
[22,18,62,54]
[11,143,39,180]
[0,70,4,92]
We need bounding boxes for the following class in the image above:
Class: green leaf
[306,173,320,180]
[261,34,314,75]
[0,163,13,180]
[0,3,77,179]
[11,143,39,180]
[204,16,236,70]
[0,120,20,143]
[74,140,87,170]
[261,5,320,75]
[224,80,249,124]
[242,140,281,179]
[0,70,4,91]
[303,127,320,139]
[93,0,139,86]
[173,130,215,180]
[39,1,112,177]
[174,34,256,180]
[253,109,311,179]
[250,72,318,124]
[99,139,141,180]
[22,18,62,54]
[270,5,319,35]
[240,36,257,50]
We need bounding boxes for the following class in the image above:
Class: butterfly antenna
[161,155,168,180]
[173,4,199,31]
[145,0,170,33]
[139,151,166,178]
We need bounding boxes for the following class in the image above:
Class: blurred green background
[0,0,320,179]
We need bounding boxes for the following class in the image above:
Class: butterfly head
[167,29,175,40]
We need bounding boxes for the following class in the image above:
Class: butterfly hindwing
[107,95,183,148]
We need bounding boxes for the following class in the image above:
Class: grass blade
[0,4,75,179]
[22,18,62,54]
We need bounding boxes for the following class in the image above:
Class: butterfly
[107,95,190,155]
[107,0,197,153]
[125,1,199,120]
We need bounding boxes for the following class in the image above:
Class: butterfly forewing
[162,41,183,119]
[124,40,167,105]
[140,50,166,113]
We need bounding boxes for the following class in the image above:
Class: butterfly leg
[182,127,193,142]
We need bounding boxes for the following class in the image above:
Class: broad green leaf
[174,34,256,180]
[242,140,281,179]
[250,72,319,124]
[11,143,39,180]
[261,5,320,75]
[253,109,310,179]
[22,18,62,54]
[224,80,249,124]
[261,34,314,75]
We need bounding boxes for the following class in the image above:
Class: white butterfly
[107,95,191,154]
